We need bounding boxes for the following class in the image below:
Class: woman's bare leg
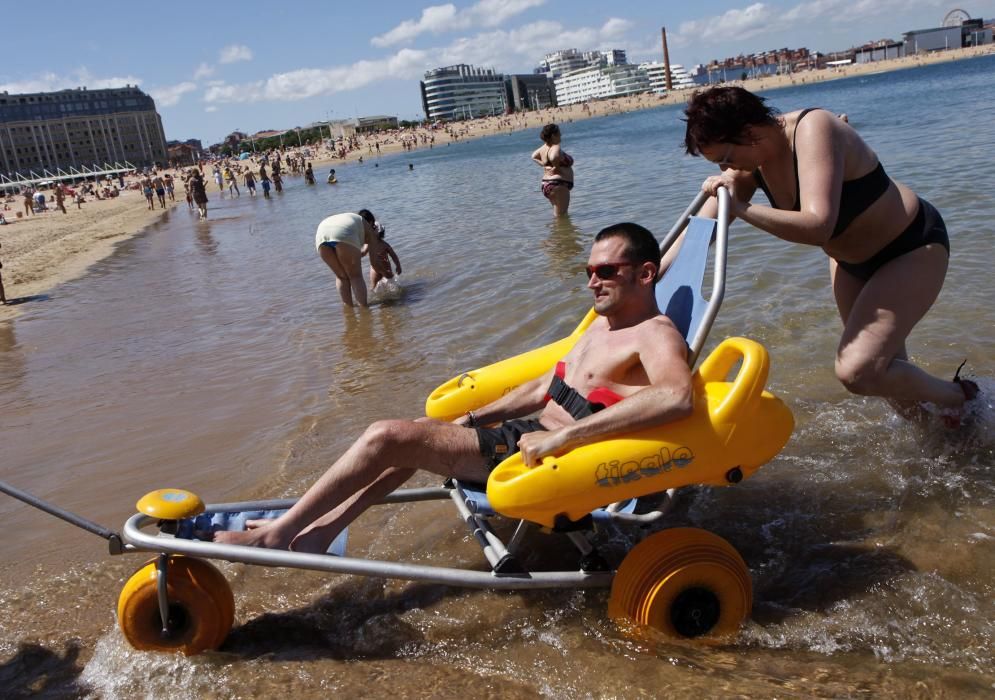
[552,185,570,217]
[830,246,965,410]
[319,244,356,307]
[335,243,368,308]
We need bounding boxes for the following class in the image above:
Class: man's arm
[451,367,557,428]
[518,322,694,466]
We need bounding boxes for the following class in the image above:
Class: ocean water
[1,55,993,697]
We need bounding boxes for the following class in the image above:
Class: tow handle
[0,479,123,554]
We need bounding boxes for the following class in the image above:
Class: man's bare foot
[213,522,293,549]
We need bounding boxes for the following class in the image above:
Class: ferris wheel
[943,9,970,26]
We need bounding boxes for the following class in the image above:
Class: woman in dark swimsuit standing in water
[531,123,574,217]
[681,86,978,424]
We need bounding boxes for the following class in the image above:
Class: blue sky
[2,1,991,144]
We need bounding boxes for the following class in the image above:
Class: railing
[0,161,137,192]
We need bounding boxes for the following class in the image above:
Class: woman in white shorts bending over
[315,209,387,308]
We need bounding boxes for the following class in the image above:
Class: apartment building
[0,86,167,175]
[553,63,651,105]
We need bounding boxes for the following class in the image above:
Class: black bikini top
[753,108,891,239]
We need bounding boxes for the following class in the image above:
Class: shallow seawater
[1,56,994,697]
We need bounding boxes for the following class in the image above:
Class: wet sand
[0,184,187,321]
[1,45,992,321]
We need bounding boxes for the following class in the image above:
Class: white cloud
[600,17,633,39]
[372,0,546,47]
[677,3,775,43]
[205,17,635,105]
[204,48,429,103]
[219,44,253,64]
[675,0,946,47]
[0,68,142,94]
[150,81,197,107]
[205,105,219,112]
[193,62,215,80]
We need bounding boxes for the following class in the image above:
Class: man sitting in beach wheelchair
[217,222,695,553]
[118,190,792,652]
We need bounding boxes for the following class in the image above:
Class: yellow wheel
[118,555,235,655]
[609,528,752,640]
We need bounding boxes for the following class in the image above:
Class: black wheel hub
[670,586,721,638]
[156,604,189,640]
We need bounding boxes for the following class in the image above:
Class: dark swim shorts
[475,418,545,470]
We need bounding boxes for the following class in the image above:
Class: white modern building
[420,64,507,121]
[538,49,629,78]
[553,63,651,105]
[638,62,697,93]
[538,49,588,78]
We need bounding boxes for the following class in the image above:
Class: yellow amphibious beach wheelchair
[0,188,794,655]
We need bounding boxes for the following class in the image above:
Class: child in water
[365,222,402,289]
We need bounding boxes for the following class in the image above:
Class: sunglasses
[585,261,636,280]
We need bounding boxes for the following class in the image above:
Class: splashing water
[916,376,995,457]
[371,276,404,302]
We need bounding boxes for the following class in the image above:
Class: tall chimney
[661,27,673,91]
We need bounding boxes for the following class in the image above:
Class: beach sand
[0,183,188,321]
[2,43,992,320]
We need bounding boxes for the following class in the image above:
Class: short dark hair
[540,123,560,143]
[683,86,780,156]
[357,209,376,225]
[594,223,660,278]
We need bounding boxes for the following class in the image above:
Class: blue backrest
[654,215,715,349]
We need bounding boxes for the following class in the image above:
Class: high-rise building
[537,49,628,78]
[537,49,589,78]
[553,63,650,105]
[0,86,167,176]
[420,65,507,122]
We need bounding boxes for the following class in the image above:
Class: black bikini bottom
[835,197,949,281]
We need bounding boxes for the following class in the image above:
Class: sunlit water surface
[1,56,994,697]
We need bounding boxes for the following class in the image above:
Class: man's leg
[215,419,489,551]
[286,466,414,552]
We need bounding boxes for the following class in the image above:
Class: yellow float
[427,332,793,528]
[425,309,597,421]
